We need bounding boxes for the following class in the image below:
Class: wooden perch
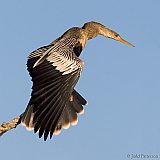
[0,114,23,136]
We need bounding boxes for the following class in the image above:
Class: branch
[0,114,23,136]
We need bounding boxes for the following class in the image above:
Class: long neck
[83,28,99,40]
[82,22,111,40]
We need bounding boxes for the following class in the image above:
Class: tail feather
[21,105,34,131]
[73,90,87,105]
[21,90,87,139]
[52,90,87,135]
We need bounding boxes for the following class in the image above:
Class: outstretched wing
[23,37,85,140]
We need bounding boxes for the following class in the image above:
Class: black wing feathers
[22,37,87,140]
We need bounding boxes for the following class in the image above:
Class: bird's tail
[21,90,87,136]
[21,104,35,131]
[52,90,87,136]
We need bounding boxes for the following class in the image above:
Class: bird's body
[21,22,133,140]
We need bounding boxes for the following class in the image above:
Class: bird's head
[82,21,134,47]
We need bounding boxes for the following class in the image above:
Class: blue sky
[0,0,160,159]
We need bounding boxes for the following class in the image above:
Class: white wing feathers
[47,52,84,75]
[32,37,84,75]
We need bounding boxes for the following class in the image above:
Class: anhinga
[21,21,134,140]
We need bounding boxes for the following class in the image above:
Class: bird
[21,21,134,141]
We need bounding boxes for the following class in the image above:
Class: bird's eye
[115,34,119,37]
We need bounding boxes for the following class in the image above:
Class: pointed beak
[115,36,134,47]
